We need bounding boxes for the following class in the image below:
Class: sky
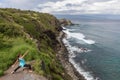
[0,0,120,15]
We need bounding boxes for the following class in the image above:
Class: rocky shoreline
[57,31,85,80]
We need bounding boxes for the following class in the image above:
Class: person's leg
[11,66,21,74]
[14,66,21,72]
[24,64,32,70]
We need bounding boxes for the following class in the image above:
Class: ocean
[56,15,120,80]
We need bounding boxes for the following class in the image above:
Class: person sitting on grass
[11,50,32,74]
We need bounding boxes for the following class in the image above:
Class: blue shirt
[19,58,26,67]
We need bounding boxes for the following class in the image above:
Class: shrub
[0,70,4,76]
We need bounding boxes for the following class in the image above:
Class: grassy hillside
[0,8,67,80]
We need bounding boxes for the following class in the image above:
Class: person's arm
[12,59,18,67]
[21,50,29,58]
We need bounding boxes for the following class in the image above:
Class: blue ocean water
[56,15,120,80]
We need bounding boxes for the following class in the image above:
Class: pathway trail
[0,63,47,80]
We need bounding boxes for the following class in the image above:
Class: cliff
[0,8,71,80]
[59,18,73,26]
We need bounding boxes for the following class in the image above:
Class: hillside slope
[0,8,70,80]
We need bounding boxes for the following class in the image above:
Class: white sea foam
[62,38,98,80]
[62,26,67,30]
[81,59,87,64]
[62,27,98,80]
[69,58,97,80]
[63,38,92,58]
[62,28,95,44]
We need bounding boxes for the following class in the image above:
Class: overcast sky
[0,0,120,15]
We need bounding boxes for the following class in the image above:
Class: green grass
[0,8,66,80]
[0,36,39,74]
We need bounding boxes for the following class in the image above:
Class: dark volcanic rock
[59,18,73,26]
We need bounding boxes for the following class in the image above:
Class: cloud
[35,0,120,14]
[35,0,87,13]
[0,0,120,14]
[87,0,120,14]
[0,0,40,10]
[0,3,2,6]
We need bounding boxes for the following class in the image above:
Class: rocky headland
[0,8,84,80]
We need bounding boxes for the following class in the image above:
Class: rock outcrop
[59,18,73,26]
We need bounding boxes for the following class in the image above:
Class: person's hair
[17,53,22,58]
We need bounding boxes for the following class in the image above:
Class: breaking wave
[63,27,95,44]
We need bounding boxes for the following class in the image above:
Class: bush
[0,23,23,37]
[52,73,63,80]
[0,70,4,76]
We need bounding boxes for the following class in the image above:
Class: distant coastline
[57,19,85,80]
[57,31,85,80]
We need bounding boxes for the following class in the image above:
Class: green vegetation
[0,8,66,80]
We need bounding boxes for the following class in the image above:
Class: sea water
[56,15,120,80]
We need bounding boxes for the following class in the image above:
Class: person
[11,50,32,74]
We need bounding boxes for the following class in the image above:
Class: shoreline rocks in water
[57,31,85,80]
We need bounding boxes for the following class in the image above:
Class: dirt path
[0,63,47,80]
